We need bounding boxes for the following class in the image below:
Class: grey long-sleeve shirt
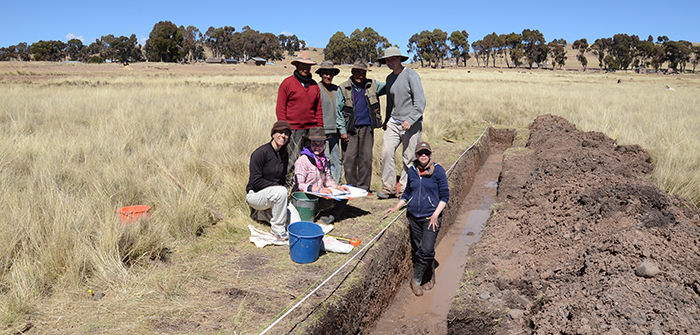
[385,67,426,126]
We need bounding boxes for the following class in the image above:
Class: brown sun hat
[291,50,317,66]
[415,141,432,155]
[304,127,327,142]
[315,60,340,75]
[378,46,409,64]
[351,59,370,71]
[271,120,291,137]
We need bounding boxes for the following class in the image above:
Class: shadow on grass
[339,204,372,221]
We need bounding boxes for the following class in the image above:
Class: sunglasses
[310,141,325,147]
[417,151,431,157]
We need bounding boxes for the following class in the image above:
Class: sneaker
[377,192,393,199]
[320,215,335,224]
[274,231,289,241]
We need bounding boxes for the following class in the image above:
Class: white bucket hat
[378,47,409,64]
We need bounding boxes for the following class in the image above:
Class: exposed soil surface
[305,128,513,335]
[369,151,503,335]
[448,115,700,334]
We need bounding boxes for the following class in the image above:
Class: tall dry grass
[420,69,700,205]
[0,63,698,328]
[0,72,288,323]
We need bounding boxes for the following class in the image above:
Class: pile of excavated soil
[448,115,700,334]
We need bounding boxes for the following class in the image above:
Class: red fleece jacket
[276,75,323,130]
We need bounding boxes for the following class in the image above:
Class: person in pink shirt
[293,127,349,224]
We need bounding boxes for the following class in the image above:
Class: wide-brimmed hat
[271,120,291,137]
[304,127,326,142]
[315,60,340,75]
[415,141,432,155]
[350,59,370,71]
[378,46,409,64]
[291,50,317,66]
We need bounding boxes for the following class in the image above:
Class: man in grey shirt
[377,47,426,199]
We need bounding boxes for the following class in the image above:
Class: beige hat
[378,46,409,64]
[350,59,371,71]
[291,50,317,66]
[315,60,340,75]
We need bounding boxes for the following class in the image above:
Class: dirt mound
[448,115,700,334]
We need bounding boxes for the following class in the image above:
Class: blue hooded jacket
[401,162,449,218]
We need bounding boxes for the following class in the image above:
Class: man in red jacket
[276,50,323,181]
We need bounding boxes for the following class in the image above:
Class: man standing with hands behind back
[337,59,386,192]
[315,60,345,184]
[377,47,426,199]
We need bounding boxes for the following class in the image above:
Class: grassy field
[0,60,698,333]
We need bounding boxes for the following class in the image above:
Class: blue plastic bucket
[287,221,325,264]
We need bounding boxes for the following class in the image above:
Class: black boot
[410,262,426,296]
[422,259,438,291]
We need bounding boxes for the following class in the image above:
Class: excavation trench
[305,128,514,335]
[369,150,504,334]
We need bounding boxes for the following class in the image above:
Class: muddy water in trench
[368,152,503,335]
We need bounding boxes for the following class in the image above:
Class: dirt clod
[449,115,700,334]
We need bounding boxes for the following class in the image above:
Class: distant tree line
[403,29,700,73]
[584,35,698,72]
[0,21,305,64]
[3,23,699,73]
[143,21,304,62]
[324,28,392,65]
[0,34,144,64]
[0,36,141,63]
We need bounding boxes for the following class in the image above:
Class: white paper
[304,185,368,200]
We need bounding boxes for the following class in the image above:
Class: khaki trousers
[246,186,300,235]
[380,121,422,194]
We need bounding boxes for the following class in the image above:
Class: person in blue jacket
[385,141,449,296]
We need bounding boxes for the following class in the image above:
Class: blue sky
[2,0,697,54]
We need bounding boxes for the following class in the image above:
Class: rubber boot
[422,259,438,291]
[410,262,426,296]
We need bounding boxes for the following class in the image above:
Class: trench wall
[305,128,515,334]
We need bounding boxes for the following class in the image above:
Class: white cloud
[139,36,147,46]
[66,33,84,42]
[280,31,294,36]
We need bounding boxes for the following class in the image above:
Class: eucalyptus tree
[449,30,470,67]
[521,29,546,68]
[548,38,567,69]
[29,40,64,61]
[65,39,89,62]
[145,21,183,62]
[181,26,203,63]
[572,38,589,71]
[325,31,350,64]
